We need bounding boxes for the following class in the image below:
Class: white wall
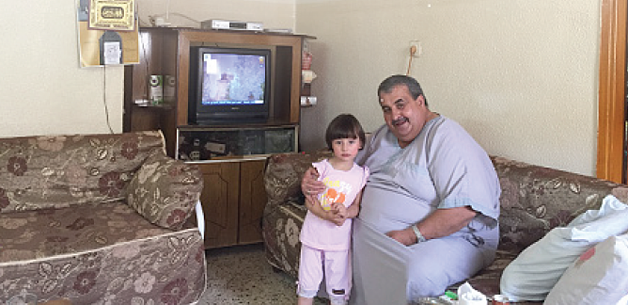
[0,0,294,137]
[296,0,601,176]
[0,1,124,137]
[0,0,603,176]
[136,0,295,29]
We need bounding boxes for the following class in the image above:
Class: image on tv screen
[201,53,266,106]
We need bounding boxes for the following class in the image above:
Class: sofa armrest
[126,150,204,230]
[264,150,331,209]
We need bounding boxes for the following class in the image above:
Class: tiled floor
[198,244,326,305]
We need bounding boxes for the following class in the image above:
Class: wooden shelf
[124,27,313,249]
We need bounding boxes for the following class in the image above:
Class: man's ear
[416,95,426,106]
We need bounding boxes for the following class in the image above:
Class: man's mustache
[392,117,408,125]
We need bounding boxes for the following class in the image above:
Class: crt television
[188,46,271,124]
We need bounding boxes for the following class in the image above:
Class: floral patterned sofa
[262,151,628,303]
[0,131,206,304]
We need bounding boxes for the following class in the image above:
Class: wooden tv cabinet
[123,27,313,248]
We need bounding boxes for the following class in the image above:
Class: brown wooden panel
[301,83,311,97]
[160,30,180,156]
[290,39,303,124]
[273,46,293,124]
[123,65,134,132]
[238,160,267,244]
[597,0,627,183]
[199,162,240,249]
[180,29,306,47]
[129,106,161,131]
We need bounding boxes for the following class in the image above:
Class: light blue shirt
[356,115,501,247]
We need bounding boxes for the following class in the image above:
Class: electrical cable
[148,12,202,26]
[406,45,417,76]
[103,65,114,134]
[140,32,150,103]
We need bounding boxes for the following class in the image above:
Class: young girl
[297,114,370,305]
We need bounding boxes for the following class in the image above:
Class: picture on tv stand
[201,53,266,106]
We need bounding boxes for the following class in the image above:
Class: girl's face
[331,137,361,162]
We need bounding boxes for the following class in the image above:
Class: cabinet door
[238,160,268,244]
[199,162,240,249]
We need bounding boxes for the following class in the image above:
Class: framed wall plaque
[88,0,135,31]
[77,0,139,67]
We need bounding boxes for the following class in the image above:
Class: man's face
[379,84,428,148]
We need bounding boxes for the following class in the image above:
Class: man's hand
[386,228,416,246]
[301,167,325,196]
[386,206,477,246]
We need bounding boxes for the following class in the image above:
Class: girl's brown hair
[325,114,366,150]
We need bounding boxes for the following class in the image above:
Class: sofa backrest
[264,150,331,208]
[0,131,166,214]
[263,151,628,255]
[492,156,627,254]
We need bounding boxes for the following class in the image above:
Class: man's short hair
[377,75,428,107]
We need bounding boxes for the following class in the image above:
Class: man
[302,75,501,304]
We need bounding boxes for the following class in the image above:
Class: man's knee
[407,273,447,298]
[406,257,449,298]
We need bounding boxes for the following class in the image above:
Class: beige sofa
[262,150,628,303]
[0,131,206,304]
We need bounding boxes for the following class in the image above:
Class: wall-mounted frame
[88,0,135,31]
[76,0,139,67]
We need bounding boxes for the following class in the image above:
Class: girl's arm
[305,195,345,226]
[344,189,363,219]
[331,187,364,222]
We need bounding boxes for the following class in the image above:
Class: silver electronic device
[201,19,264,31]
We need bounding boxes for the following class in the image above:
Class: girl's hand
[305,195,345,226]
[328,203,347,226]
[327,209,346,226]
[332,202,348,218]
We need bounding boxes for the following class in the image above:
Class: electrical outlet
[409,40,422,58]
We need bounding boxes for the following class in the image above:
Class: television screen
[189,47,271,125]
[201,53,266,106]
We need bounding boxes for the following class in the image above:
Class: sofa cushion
[500,195,628,301]
[0,201,174,263]
[544,233,628,305]
[126,151,203,230]
[0,201,205,302]
[0,131,165,214]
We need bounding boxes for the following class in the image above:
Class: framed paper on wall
[88,0,135,31]
[76,0,139,67]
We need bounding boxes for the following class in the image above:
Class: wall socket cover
[410,40,422,57]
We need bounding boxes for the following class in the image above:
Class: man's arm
[386,206,477,246]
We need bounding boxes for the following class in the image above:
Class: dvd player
[201,19,263,31]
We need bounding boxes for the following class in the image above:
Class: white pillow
[544,233,628,305]
[499,195,628,301]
